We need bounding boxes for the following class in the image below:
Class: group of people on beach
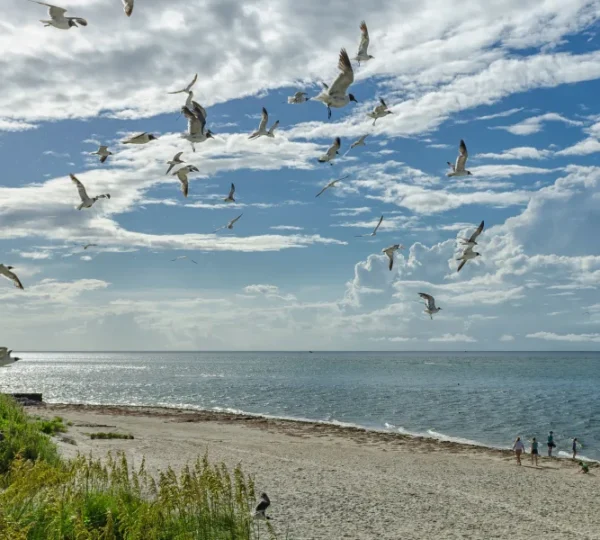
[512,432,589,473]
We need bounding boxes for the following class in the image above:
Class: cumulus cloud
[492,113,584,136]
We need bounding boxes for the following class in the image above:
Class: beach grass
[0,396,278,539]
[89,431,134,440]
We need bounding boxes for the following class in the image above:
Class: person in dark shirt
[547,431,556,457]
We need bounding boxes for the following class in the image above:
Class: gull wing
[168,73,198,94]
[315,184,330,197]
[174,167,189,182]
[468,220,484,243]
[173,151,183,161]
[0,266,24,290]
[229,213,243,227]
[268,119,279,134]
[98,145,108,153]
[180,178,188,198]
[350,134,368,148]
[70,174,89,202]
[386,249,394,270]
[30,1,67,18]
[182,107,201,136]
[70,17,87,26]
[328,49,354,96]
[122,0,134,17]
[191,101,207,122]
[327,137,341,158]
[457,259,467,273]
[418,293,436,311]
[100,155,108,163]
[258,107,268,132]
[123,132,146,143]
[372,215,384,234]
[357,21,370,56]
[456,139,468,171]
[228,183,235,199]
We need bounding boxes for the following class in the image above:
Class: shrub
[89,432,134,440]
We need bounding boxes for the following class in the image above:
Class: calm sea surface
[2,351,599,460]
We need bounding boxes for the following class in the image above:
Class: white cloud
[270,225,304,231]
[526,332,600,342]
[475,147,552,160]
[492,113,584,136]
[500,334,515,341]
[556,137,600,156]
[429,333,477,343]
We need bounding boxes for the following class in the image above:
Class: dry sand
[35,403,600,540]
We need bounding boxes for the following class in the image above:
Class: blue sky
[1,0,600,350]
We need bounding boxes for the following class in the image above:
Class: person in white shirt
[513,436,525,465]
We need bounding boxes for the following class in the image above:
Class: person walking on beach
[572,438,579,459]
[530,437,539,467]
[547,431,556,457]
[513,436,525,465]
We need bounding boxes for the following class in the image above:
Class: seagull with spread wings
[355,215,384,237]
[313,49,358,119]
[315,175,348,198]
[70,174,110,210]
[90,145,112,164]
[447,140,472,177]
[122,132,157,144]
[350,134,369,150]
[249,107,279,139]
[287,91,308,104]
[419,293,442,320]
[168,74,198,95]
[459,220,484,248]
[166,152,185,175]
[83,243,98,250]
[171,256,198,265]
[353,21,374,65]
[122,0,134,16]
[367,98,393,125]
[214,214,243,233]
[457,247,481,272]
[382,244,404,270]
[224,183,236,202]
[318,137,341,165]
[173,165,199,198]
[181,104,214,152]
[0,265,24,290]
[29,1,87,29]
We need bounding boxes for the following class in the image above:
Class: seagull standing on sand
[447,140,472,177]
[419,293,442,320]
[249,108,279,139]
[122,132,157,144]
[171,255,198,264]
[0,265,24,290]
[122,0,134,16]
[90,146,112,164]
[356,215,384,237]
[315,175,348,197]
[181,104,214,152]
[287,91,308,104]
[318,137,341,165]
[0,348,20,368]
[367,99,392,125]
[457,247,481,272]
[70,174,110,210]
[459,220,484,248]
[382,244,404,270]
[166,152,185,175]
[29,1,87,29]
[168,74,198,95]
[253,493,271,520]
[313,49,358,120]
[224,183,235,202]
[215,214,243,233]
[173,165,199,198]
[353,21,374,65]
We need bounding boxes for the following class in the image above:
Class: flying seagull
[166,152,185,175]
[173,165,199,198]
[0,348,20,368]
[318,137,341,165]
[459,220,484,248]
[29,1,87,29]
[287,91,308,104]
[90,145,112,164]
[181,104,214,152]
[447,140,472,177]
[315,175,348,198]
[0,264,24,290]
[122,132,157,144]
[350,134,368,150]
[313,49,358,119]
[214,213,243,233]
[171,255,198,264]
[253,493,271,520]
[367,98,392,125]
[355,215,384,237]
[249,107,279,139]
[353,21,374,65]
[70,174,110,210]
[83,243,98,250]
[168,74,198,95]
[457,247,481,272]
[419,293,442,320]
[382,244,404,270]
[224,183,235,202]
[122,0,134,17]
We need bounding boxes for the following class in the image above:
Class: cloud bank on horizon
[1,0,600,350]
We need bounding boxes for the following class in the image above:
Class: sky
[1,0,600,351]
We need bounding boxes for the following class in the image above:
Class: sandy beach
[34,403,600,540]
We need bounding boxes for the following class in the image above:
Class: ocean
[2,351,599,460]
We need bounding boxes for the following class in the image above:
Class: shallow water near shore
[2,351,599,460]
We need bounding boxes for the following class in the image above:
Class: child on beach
[513,437,525,465]
[578,461,589,474]
[530,437,539,467]
[547,431,556,457]
[572,438,578,459]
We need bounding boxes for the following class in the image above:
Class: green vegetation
[0,395,279,539]
[89,431,134,440]
[36,415,67,436]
